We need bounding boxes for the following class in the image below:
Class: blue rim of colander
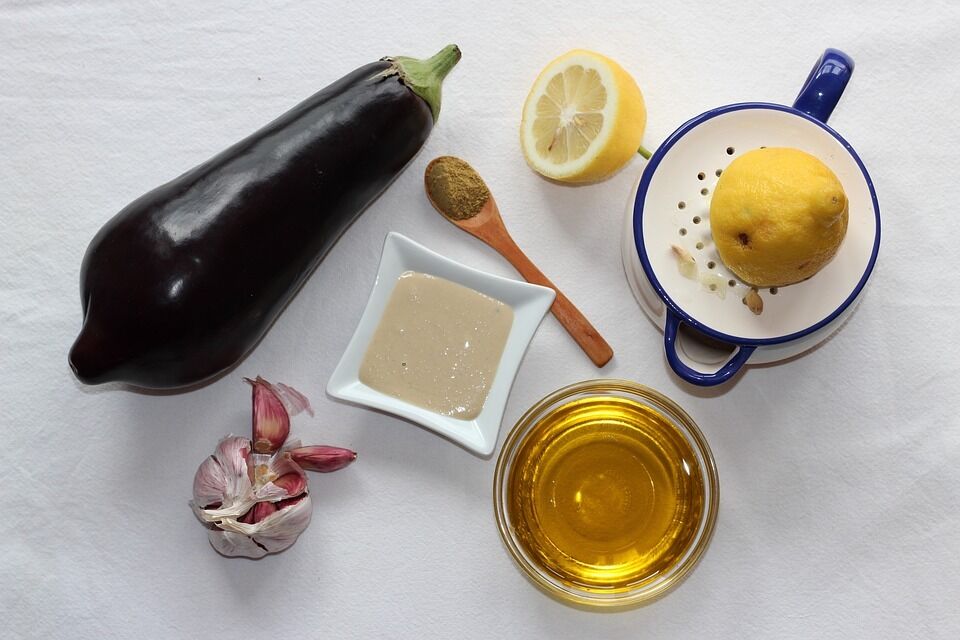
[632,101,881,348]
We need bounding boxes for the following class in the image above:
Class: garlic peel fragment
[743,288,764,315]
[192,455,227,509]
[672,244,698,280]
[217,435,253,495]
[208,530,271,559]
[271,382,314,417]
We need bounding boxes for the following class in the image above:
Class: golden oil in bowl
[509,395,703,589]
[494,380,718,607]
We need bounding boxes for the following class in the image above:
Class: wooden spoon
[424,156,613,367]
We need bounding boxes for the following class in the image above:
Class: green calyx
[386,44,461,122]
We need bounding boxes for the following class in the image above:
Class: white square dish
[327,232,556,456]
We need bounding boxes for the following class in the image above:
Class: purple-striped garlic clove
[272,472,308,498]
[247,376,290,454]
[288,445,357,473]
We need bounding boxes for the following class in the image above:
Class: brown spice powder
[425,156,490,220]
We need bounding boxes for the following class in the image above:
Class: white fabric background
[2,1,958,638]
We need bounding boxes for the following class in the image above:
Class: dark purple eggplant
[69,45,460,389]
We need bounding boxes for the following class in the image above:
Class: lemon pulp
[520,50,646,183]
[532,65,607,165]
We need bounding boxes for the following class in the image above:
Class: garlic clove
[247,377,290,454]
[272,473,307,498]
[240,500,279,524]
[288,446,357,473]
[252,500,279,522]
[192,436,257,523]
[215,435,254,503]
[216,494,314,556]
[276,493,308,510]
[193,454,227,508]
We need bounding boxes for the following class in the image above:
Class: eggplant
[69,45,460,389]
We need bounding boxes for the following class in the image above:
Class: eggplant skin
[69,60,434,389]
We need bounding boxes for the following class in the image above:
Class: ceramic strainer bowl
[622,49,881,386]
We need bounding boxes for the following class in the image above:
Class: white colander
[622,49,880,386]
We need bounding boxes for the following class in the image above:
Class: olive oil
[507,395,705,592]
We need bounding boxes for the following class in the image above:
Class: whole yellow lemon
[710,147,848,287]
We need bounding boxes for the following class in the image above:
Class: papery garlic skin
[248,441,308,504]
[192,436,256,519]
[193,453,229,509]
[270,381,314,417]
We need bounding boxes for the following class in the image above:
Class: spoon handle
[488,229,613,367]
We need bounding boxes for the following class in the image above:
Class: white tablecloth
[2,1,958,638]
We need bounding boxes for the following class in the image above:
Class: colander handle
[792,48,854,123]
[663,311,756,386]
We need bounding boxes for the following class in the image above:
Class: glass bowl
[493,379,719,608]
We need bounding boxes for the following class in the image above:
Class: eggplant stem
[390,44,461,122]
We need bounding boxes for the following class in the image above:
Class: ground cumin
[425,156,490,220]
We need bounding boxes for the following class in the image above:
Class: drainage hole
[701,188,709,196]
[697,172,705,180]
[678,201,686,210]
[679,228,688,236]
[692,216,701,224]
[707,261,716,269]
[726,146,735,155]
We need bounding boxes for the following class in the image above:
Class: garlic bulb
[190,378,355,558]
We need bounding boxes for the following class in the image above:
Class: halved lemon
[520,50,646,183]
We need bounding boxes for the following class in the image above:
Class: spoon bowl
[424,156,614,367]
